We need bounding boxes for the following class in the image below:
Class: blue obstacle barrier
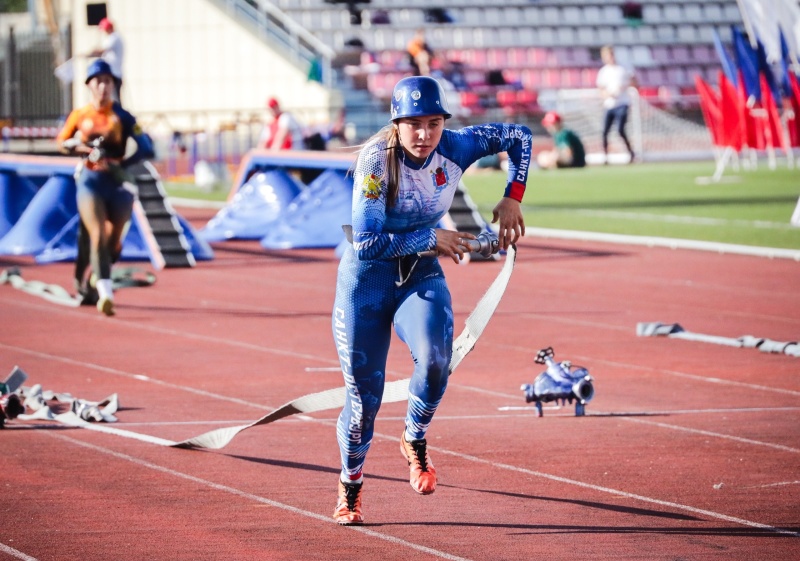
[199,168,304,242]
[0,171,39,239]
[176,214,214,261]
[34,212,152,264]
[0,174,77,256]
[260,169,353,249]
[35,209,214,265]
[0,153,212,266]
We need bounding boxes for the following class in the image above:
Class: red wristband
[505,181,525,202]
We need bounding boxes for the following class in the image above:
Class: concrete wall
[69,0,335,133]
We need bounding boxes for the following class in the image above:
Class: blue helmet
[390,76,452,121]
[85,59,113,84]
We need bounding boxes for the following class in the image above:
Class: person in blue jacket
[56,59,154,316]
[332,76,531,524]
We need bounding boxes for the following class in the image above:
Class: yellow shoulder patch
[362,174,382,199]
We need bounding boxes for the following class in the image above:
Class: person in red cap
[259,97,306,150]
[537,111,586,169]
[88,17,124,103]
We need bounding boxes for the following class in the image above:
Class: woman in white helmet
[332,75,532,524]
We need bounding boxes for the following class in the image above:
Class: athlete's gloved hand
[61,137,82,150]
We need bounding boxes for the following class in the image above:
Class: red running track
[1,206,798,561]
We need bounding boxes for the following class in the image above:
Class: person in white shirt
[596,45,636,163]
[259,97,306,150]
[88,18,124,103]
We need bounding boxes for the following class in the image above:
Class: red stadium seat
[487,48,508,68]
[460,91,486,115]
[526,47,549,66]
[581,67,599,87]
[506,47,527,68]
[520,69,542,89]
[496,89,518,116]
[516,89,539,114]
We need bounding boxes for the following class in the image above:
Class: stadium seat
[581,68,599,88]
[487,47,507,69]
[562,6,581,24]
[684,4,703,23]
[367,73,399,98]
[705,3,723,22]
[506,47,528,68]
[527,47,549,66]
[470,48,488,69]
[516,89,539,114]
[691,44,716,63]
[571,47,592,65]
[496,89,518,117]
[582,5,602,24]
[541,68,560,88]
[520,69,542,90]
[651,45,671,63]
[561,68,582,88]
[677,25,698,42]
[460,91,486,116]
[638,87,659,99]
[672,46,691,63]
[541,6,559,25]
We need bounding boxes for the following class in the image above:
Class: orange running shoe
[333,480,364,525]
[400,432,437,495]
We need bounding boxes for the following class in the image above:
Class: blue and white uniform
[332,123,532,479]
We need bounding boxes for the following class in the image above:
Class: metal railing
[0,25,68,127]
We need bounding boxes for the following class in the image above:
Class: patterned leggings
[332,249,453,478]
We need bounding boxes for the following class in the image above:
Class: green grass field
[462,161,800,250]
[166,160,800,250]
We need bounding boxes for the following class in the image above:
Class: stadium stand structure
[264,0,742,144]
[275,0,742,94]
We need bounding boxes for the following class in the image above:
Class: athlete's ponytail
[384,126,402,209]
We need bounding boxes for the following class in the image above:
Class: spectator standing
[596,45,636,163]
[537,112,586,169]
[259,97,306,150]
[406,28,434,76]
[88,18,124,103]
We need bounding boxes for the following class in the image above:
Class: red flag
[760,74,786,151]
[787,72,800,147]
[719,72,744,150]
[738,70,764,150]
[696,75,722,146]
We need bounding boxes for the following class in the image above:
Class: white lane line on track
[21,421,800,541]
[748,481,800,488]
[526,227,800,260]
[564,210,797,231]
[495,406,800,415]
[422,440,800,538]
[0,341,276,411]
[616,417,800,453]
[5,340,798,454]
[5,295,798,400]
[8,345,799,538]
[0,543,38,561]
[0,296,337,367]
[45,431,475,561]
